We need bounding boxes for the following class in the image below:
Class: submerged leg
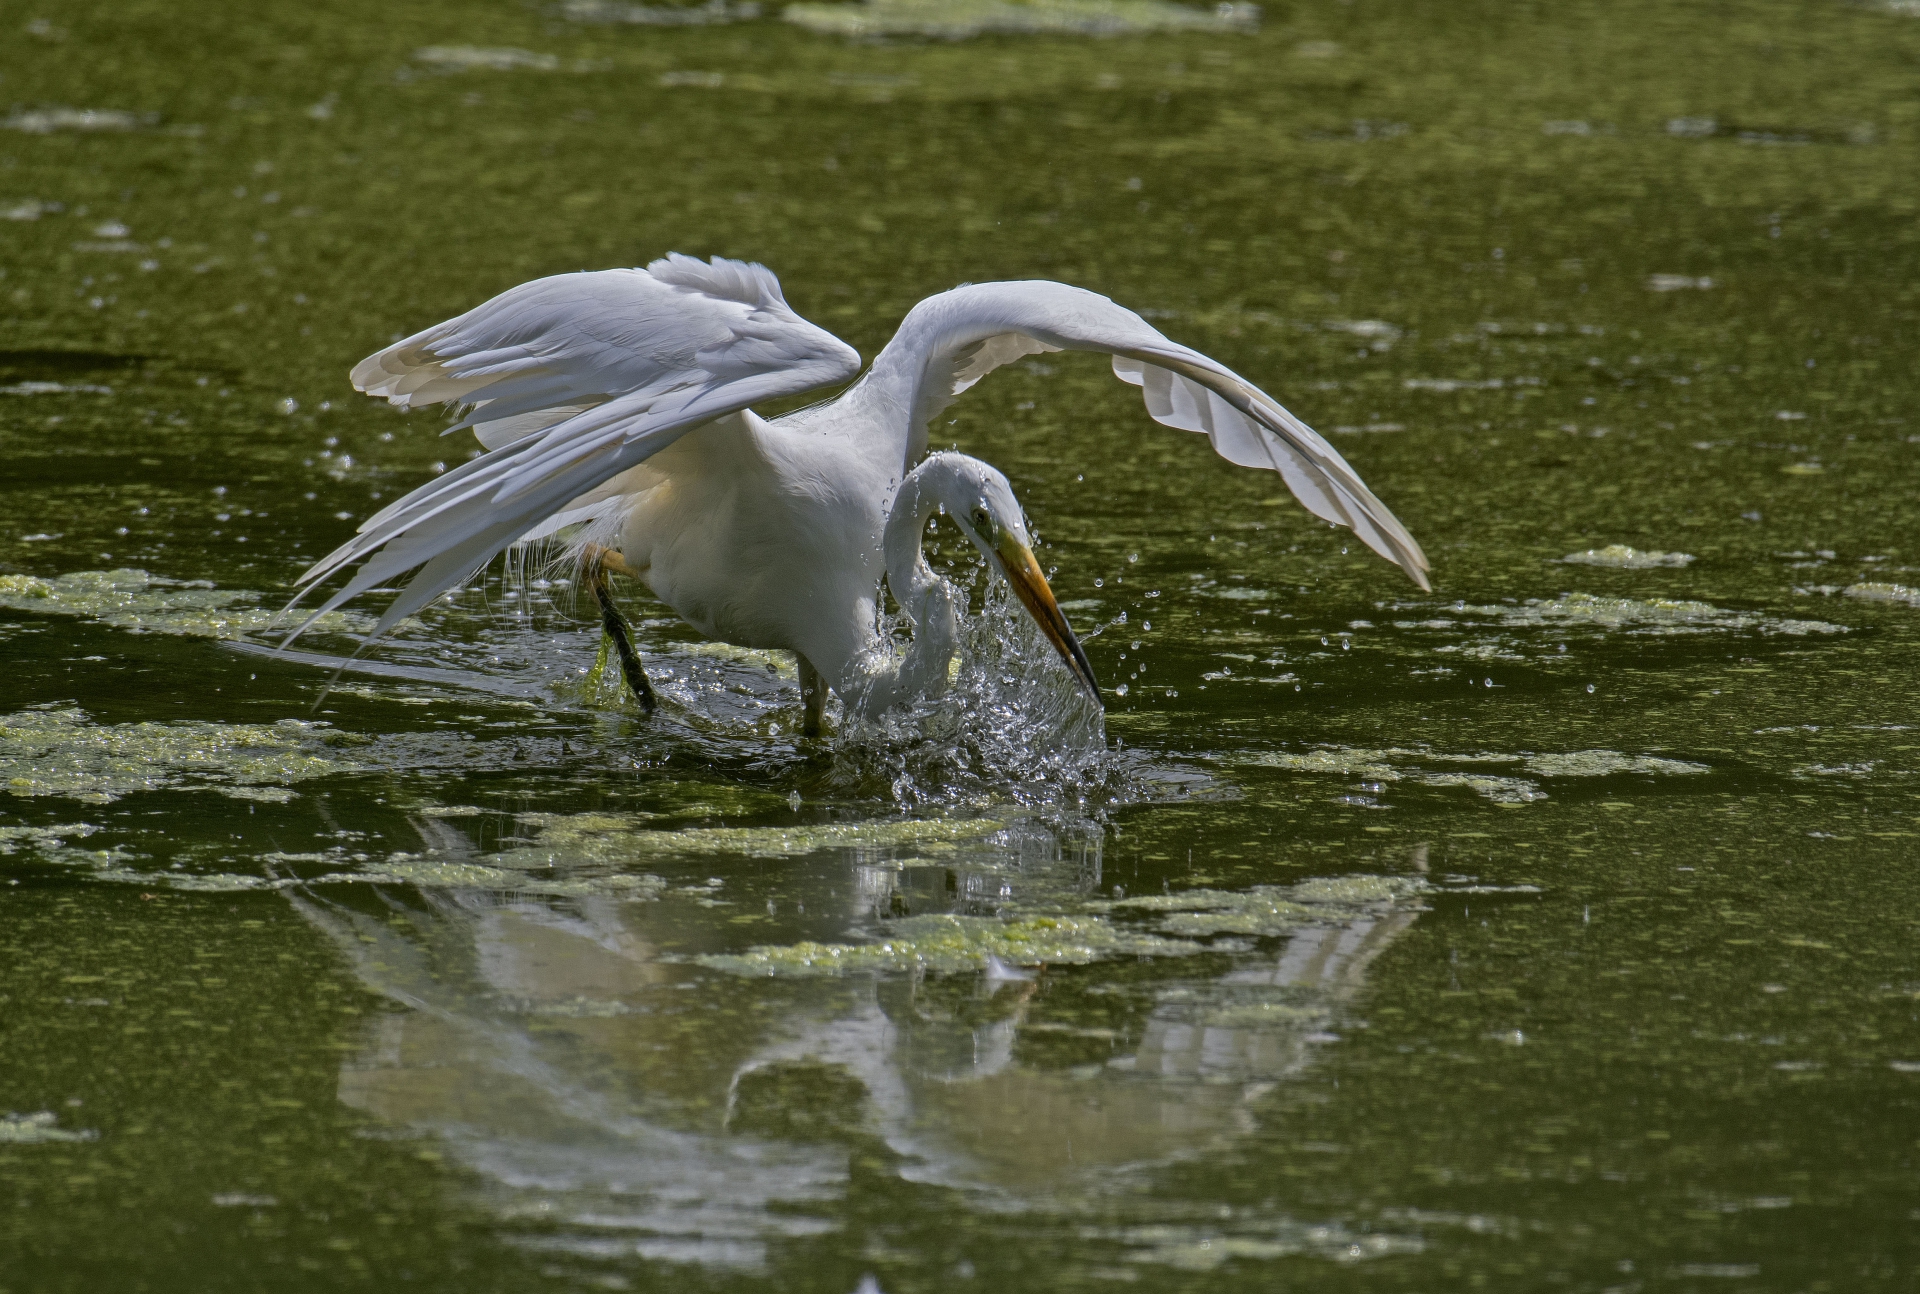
[797,654,828,739]
[584,546,657,714]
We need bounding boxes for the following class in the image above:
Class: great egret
[293,254,1430,735]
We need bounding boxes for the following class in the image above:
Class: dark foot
[587,554,656,714]
[797,655,827,738]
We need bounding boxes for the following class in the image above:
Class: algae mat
[3,1,1920,1291]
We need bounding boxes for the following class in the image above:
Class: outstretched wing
[290,254,861,638]
[871,280,1431,590]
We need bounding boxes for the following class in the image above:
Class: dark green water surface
[4,1,1920,1289]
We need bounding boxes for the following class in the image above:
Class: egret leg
[797,655,827,738]
[584,547,657,714]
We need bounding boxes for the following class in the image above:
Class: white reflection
[289,823,1426,1275]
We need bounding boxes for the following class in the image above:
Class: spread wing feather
[289,254,861,639]
[874,280,1430,590]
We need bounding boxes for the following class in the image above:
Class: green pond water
[4,0,1920,1289]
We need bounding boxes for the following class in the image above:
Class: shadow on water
[0,349,153,378]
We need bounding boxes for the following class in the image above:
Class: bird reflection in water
[287,817,1426,1273]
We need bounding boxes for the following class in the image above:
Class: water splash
[822,579,1156,809]
[0,561,1174,812]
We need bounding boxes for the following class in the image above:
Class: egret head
[918,453,1101,704]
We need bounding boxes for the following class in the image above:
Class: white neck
[836,458,965,717]
[832,285,1036,474]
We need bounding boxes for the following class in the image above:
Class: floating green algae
[1488,592,1840,636]
[344,855,670,898]
[1522,750,1709,777]
[1246,746,1706,804]
[1397,593,1844,637]
[783,0,1257,39]
[1196,1002,1327,1028]
[1102,1222,1421,1272]
[0,707,360,803]
[1415,773,1546,804]
[1289,874,1422,905]
[139,870,291,892]
[1249,747,1545,803]
[1110,873,1423,938]
[0,569,366,641]
[501,811,1008,867]
[1559,545,1696,569]
[0,1113,98,1145]
[0,822,99,854]
[519,997,644,1018]
[1845,582,1920,607]
[0,820,138,879]
[699,912,1203,977]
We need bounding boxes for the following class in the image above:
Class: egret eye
[971,507,992,530]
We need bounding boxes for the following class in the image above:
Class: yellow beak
[994,536,1101,705]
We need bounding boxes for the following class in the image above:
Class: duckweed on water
[1559,545,1696,569]
[1244,745,1706,804]
[1102,1222,1422,1273]
[0,821,98,853]
[1844,582,1920,606]
[782,0,1258,39]
[1522,750,1709,777]
[0,569,365,640]
[0,1113,98,1145]
[700,912,1203,977]
[7,0,1920,1285]
[505,811,1009,865]
[1397,592,1845,637]
[1109,873,1423,938]
[345,856,670,898]
[704,874,1415,976]
[0,707,359,802]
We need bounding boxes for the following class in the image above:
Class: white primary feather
[861,280,1430,590]
[292,254,862,637]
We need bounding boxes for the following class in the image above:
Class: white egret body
[294,255,1430,728]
